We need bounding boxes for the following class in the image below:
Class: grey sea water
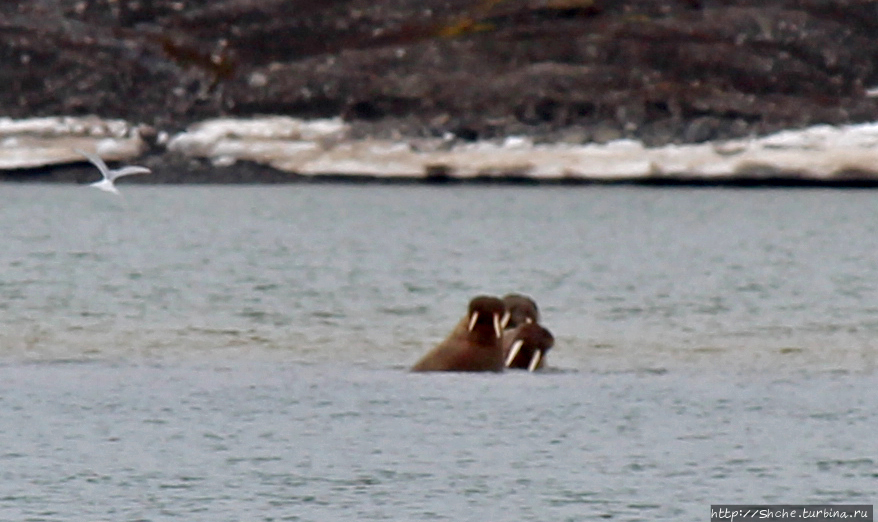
[1,184,876,521]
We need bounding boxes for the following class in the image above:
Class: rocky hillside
[4,0,878,149]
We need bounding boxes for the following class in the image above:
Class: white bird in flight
[75,148,151,195]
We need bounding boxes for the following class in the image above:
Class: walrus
[411,295,508,372]
[502,322,554,371]
[501,293,540,329]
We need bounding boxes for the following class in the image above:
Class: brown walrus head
[501,293,540,329]
[466,295,508,342]
[504,322,554,371]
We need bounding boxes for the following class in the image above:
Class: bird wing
[74,148,112,180]
[110,166,151,180]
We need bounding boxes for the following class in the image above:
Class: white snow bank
[0,116,148,169]
[167,117,878,179]
[4,114,878,180]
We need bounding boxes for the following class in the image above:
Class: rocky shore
[4,0,878,183]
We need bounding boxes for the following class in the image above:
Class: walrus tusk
[527,351,542,372]
[505,339,523,367]
[468,311,479,332]
[500,310,511,329]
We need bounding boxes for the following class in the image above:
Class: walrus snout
[502,322,554,372]
[466,295,506,339]
[467,310,504,339]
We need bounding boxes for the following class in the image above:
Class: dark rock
[683,116,721,143]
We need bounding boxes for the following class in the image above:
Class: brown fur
[411,296,505,372]
[502,293,540,328]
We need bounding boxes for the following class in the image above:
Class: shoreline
[3,115,878,187]
[9,166,878,189]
